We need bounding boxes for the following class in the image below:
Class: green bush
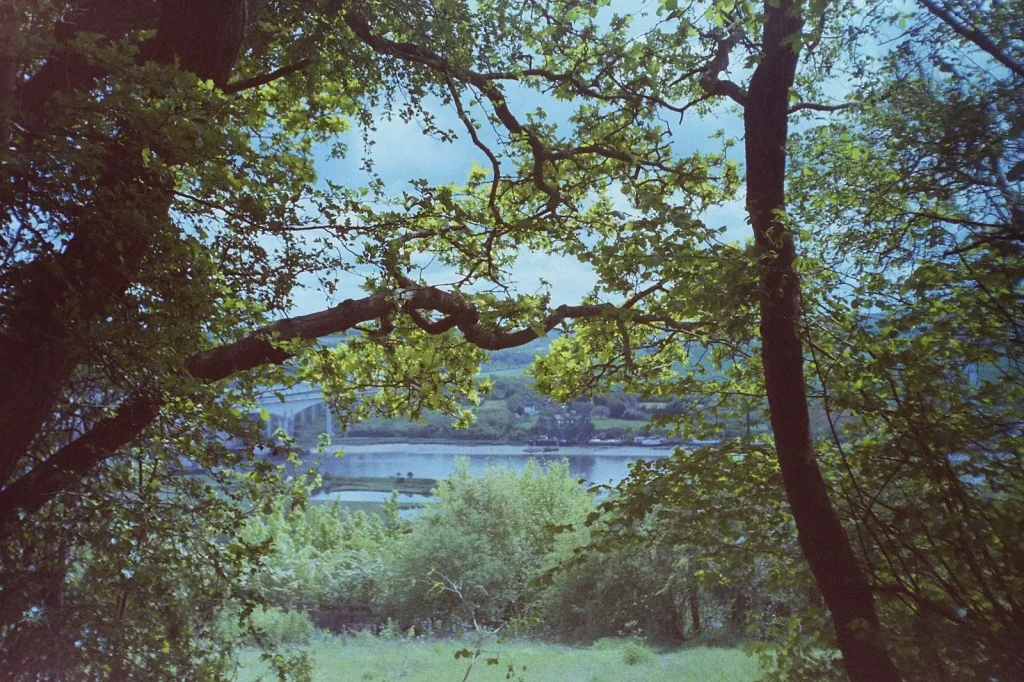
[621,641,657,666]
[241,499,407,630]
[377,459,592,627]
[590,637,626,651]
[534,526,695,644]
[248,608,316,646]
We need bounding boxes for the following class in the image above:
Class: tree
[380,460,592,627]
[2,1,1021,680]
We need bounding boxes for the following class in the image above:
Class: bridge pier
[255,384,334,443]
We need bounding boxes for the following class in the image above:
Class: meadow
[235,637,760,682]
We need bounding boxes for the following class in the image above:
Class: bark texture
[0,395,160,532]
[744,2,902,680]
[0,0,249,488]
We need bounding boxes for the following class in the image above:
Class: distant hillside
[316,331,554,374]
[482,335,554,374]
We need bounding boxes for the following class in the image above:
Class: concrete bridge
[253,383,334,440]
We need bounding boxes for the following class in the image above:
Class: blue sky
[287,96,750,317]
[287,12,754,316]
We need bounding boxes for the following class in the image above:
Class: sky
[286,7,753,317]
[287,99,750,316]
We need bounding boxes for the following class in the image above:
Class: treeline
[234,461,796,647]
[291,375,762,444]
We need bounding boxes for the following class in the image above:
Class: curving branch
[185,278,670,381]
[698,30,747,107]
[0,394,161,534]
[788,100,854,114]
[223,57,315,94]
[186,291,394,380]
[918,0,1024,79]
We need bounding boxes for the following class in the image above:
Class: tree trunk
[744,2,902,680]
[0,0,248,486]
[688,586,702,635]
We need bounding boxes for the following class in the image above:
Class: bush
[241,499,408,631]
[621,641,656,666]
[534,529,695,644]
[377,459,592,627]
[590,637,625,651]
[248,608,316,646]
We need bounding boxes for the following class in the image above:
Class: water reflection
[300,442,674,487]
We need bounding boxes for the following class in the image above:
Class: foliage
[0,455,306,681]
[235,465,741,649]
[619,641,657,666]
[535,524,695,644]
[3,0,1023,679]
[240,498,408,631]
[241,608,316,647]
[378,459,592,627]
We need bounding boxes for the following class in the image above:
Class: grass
[590,417,649,430]
[235,636,759,682]
[305,500,426,515]
[317,475,437,496]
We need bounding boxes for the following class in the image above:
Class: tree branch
[918,0,1024,79]
[698,30,748,107]
[0,393,161,534]
[186,292,393,380]
[185,280,657,382]
[222,58,314,94]
[788,101,855,114]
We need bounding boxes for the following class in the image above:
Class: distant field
[591,417,648,430]
[305,500,426,515]
[317,475,437,495]
[235,637,759,682]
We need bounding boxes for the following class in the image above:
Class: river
[306,442,677,487]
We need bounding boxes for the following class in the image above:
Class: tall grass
[236,635,759,682]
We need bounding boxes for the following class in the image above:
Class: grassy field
[305,500,427,515]
[317,475,437,495]
[235,637,759,682]
[590,416,649,430]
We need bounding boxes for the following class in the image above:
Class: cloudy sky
[287,36,751,316]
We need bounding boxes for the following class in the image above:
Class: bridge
[253,383,334,440]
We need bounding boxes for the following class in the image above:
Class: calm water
[303,442,676,487]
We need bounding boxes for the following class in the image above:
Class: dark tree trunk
[688,586,702,635]
[744,2,902,680]
[150,0,248,87]
[729,591,749,630]
[0,0,248,487]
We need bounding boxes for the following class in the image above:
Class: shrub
[241,500,407,630]
[621,641,656,666]
[377,459,592,627]
[249,607,316,646]
[590,637,625,651]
